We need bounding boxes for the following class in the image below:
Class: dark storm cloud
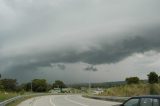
[82,27,160,64]
[85,65,98,72]
[57,64,66,70]
[3,25,160,74]
[1,0,160,82]
[41,25,160,65]
[51,63,66,70]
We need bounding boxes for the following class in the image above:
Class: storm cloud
[2,29,160,72]
[0,0,160,83]
[51,63,66,70]
[85,65,98,72]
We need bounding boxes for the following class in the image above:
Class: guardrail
[0,93,49,106]
[83,95,130,102]
[0,96,22,106]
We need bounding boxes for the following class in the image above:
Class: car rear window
[153,99,159,106]
[140,98,159,106]
[124,98,139,106]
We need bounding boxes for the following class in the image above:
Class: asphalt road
[18,95,121,106]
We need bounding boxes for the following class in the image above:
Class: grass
[0,92,18,102]
[0,91,48,106]
[6,93,51,106]
[6,95,40,106]
[0,91,37,102]
[99,83,160,97]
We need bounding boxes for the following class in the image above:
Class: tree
[158,76,160,83]
[47,84,52,91]
[0,74,2,88]
[53,80,66,92]
[125,77,140,84]
[22,82,32,92]
[0,79,17,91]
[148,72,158,84]
[32,79,48,92]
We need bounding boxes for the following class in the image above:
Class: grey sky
[0,0,160,83]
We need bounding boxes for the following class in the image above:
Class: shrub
[125,77,140,84]
[148,72,158,84]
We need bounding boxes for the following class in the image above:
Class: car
[120,95,160,106]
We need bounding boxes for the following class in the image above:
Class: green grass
[6,95,39,106]
[0,92,18,102]
[6,93,51,106]
[99,83,160,97]
[0,91,37,102]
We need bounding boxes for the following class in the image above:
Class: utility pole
[89,80,91,95]
[88,71,91,95]
[31,81,33,92]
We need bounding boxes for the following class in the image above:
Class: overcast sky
[0,0,160,84]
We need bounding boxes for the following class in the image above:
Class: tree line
[0,75,66,92]
[0,71,159,92]
[125,72,160,84]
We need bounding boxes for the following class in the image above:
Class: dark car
[120,95,160,106]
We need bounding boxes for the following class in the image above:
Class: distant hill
[69,81,126,88]
[69,80,148,88]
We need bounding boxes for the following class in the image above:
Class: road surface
[18,95,121,106]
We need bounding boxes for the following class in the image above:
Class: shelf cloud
[0,0,160,83]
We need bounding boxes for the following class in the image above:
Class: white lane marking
[29,98,34,106]
[29,97,37,106]
[50,96,56,106]
[65,95,89,106]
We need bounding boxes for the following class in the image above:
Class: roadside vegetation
[1,71,160,103]
[0,74,66,102]
[99,72,160,97]
[6,94,51,106]
[0,92,18,102]
[6,95,38,106]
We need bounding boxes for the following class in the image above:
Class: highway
[18,95,120,106]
